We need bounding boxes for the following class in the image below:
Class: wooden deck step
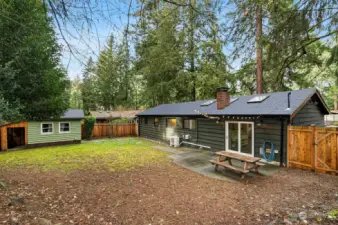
[209,160,250,173]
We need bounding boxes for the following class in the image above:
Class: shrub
[84,116,96,140]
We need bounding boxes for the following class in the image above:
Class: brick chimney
[216,87,230,110]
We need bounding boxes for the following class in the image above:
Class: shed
[0,109,84,151]
[137,88,330,165]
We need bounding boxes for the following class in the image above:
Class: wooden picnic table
[209,151,264,179]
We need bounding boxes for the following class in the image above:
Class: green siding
[28,120,81,144]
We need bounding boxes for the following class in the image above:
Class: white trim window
[41,122,54,134]
[59,122,71,133]
[225,121,254,156]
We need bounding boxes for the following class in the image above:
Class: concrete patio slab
[153,145,280,182]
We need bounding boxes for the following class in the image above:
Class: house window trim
[59,122,71,134]
[166,118,177,128]
[154,117,159,127]
[183,118,197,130]
[41,122,54,135]
[225,121,254,157]
[141,117,148,125]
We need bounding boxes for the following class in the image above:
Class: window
[41,123,53,134]
[226,122,254,156]
[59,122,71,133]
[154,117,159,127]
[201,100,216,106]
[230,97,239,103]
[247,95,269,103]
[183,119,196,130]
[141,117,148,125]
[166,118,176,128]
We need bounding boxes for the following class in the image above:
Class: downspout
[138,117,141,137]
[280,117,285,167]
[281,92,292,166]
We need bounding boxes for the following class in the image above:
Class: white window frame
[41,122,54,135]
[225,121,254,156]
[59,122,71,133]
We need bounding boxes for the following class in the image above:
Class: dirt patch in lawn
[0,164,337,225]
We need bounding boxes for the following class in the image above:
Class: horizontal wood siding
[139,117,197,143]
[293,102,325,126]
[28,120,81,144]
[139,116,288,163]
[254,118,287,163]
[197,118,224,151]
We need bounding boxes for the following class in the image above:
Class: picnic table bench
[209,151,264,179]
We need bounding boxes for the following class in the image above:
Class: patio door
[225,122,254,156]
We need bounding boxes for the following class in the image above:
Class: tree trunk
[189,1,196,101]
[256,4,263,94]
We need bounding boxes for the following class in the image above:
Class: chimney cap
[216,87,228,92]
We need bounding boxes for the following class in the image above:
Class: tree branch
[277,30,338,79]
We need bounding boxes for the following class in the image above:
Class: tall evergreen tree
[82,57,98,112]
[96,35,123,110]
[69,75,83,109]
[0,0,69,121]
[134,3,185,106]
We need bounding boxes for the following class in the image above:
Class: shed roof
[90,110,142,119]
[138,88,329,117]
[61,109,84,119]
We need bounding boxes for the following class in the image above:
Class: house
[137,88,330,165]
[89,110,142,123]
[0,109,84,151]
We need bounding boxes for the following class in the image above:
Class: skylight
[230,97,239,103]
[247,95,269,103]
[201,100,216,106]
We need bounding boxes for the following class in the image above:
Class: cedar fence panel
[288,125,338,175]
[82,122,138,139]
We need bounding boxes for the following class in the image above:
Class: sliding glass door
[226,122,254,156]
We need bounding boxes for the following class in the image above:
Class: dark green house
[137,88,330,165]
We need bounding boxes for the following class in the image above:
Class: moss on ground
[0,138,168,172]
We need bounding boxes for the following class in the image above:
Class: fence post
[311,124,316,171]
[336,127,338,173]
[135,122,139,136]
[287,125,291,168]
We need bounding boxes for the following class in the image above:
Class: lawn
[0,138,337,225]
[0,138,168,172]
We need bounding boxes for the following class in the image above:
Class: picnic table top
[216,151,261,163]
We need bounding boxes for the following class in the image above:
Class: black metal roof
[138,88,329,117]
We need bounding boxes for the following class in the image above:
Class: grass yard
[0,138,337,225]
[0,138,168,172]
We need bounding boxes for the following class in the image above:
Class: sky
[56,0,240,80]
[58,0,137,79]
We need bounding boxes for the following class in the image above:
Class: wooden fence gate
[288,125,338,175]
[82,122,138,139]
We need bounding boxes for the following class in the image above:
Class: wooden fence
[82,122,138,139]
[288,125,337,175]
